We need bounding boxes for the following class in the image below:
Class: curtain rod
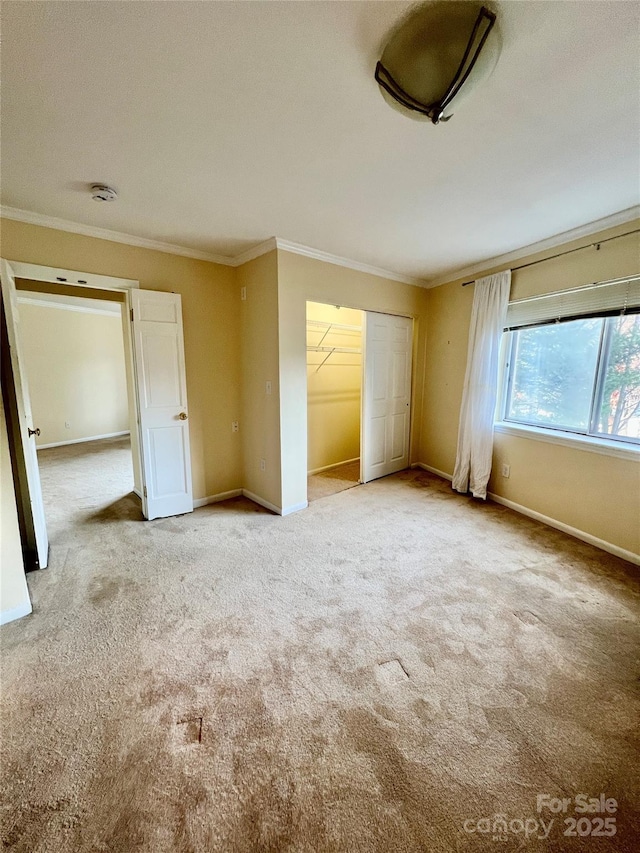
[461,227,640,286]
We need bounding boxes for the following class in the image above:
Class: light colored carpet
[35,434,137,528]
[1,438,639,852]
[307,460,360,502]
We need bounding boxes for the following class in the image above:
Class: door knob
[28,427,41,437]
[178,412,188,421]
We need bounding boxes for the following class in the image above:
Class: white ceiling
[1,1,639,282]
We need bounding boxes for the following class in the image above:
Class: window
[503,314,640,445]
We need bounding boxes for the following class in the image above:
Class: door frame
[304,298,415,500]
[1,259,144,540]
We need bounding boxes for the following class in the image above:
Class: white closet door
[362,311,413,483]
[0,258,49,568]
[130,290,193,520]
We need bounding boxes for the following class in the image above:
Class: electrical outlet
[65,421,71,429]
[232,421,239,433]
[265,380,272,395]
[240,286,246,301]
[501,463,511,478]
[260,458,266,472]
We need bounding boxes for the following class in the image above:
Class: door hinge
[143,486,147,498]
[130,308,134,321]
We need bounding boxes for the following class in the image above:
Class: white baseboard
[0,599,33,626]
[38,430,130,450]
[308,457,360,476]
[411,462,453,481]
[281,501,308,516]
[412,462,639,565]
[194,487,306,517]
[487,492,640,566]
[241,488,282,515]
[193,489,242,509]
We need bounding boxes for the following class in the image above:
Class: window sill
[494,422,640,462]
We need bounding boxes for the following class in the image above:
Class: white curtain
[452,270,511,499]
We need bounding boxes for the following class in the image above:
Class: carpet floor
[307,461,360,502]
[1,438,639,852]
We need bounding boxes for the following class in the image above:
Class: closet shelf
[307,344,362,372]
[307,318,362,371]
[307,320,361,333]
[307,345,361,354]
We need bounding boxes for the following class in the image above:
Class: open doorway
[306,301,363,501]
[2,257,194,578]
[15,283,138,543]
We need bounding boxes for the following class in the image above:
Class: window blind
[504,275,640,331]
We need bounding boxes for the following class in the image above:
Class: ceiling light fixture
[375,1,500,125]
[91,184,118,202]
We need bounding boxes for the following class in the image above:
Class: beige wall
[421,221,640,557]
[238,250,282,509]
[0,386,32,623]
[307,302,362,473]
[18,302,129,447]
[3,213,636,572]
[1,217,242,501]
[278,249,429,511]
[237,251,427,512]
[1,222,428,519]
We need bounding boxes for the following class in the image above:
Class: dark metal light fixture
[375,2,500,125]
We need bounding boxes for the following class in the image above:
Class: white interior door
[130,289,193,520]
[362,311,413,484]
[0,258,49,568]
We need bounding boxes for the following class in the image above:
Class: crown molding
[5,203,635,290]
[425,206,640,289]
[274,238,427,286]
[0,205,426,285]
[0,206,236,265]
[229,235,425,285]
[230,237,277,266]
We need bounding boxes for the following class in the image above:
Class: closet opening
[306,301,363,502]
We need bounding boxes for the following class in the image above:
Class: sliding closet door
[362,312,412,483]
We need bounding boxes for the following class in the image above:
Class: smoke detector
[91,184,118,202]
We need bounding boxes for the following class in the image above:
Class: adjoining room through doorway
[15,286,137,547]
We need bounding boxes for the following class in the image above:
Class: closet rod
[306,319,362,332]
[307,345,362,354]
[461,227,640,286]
